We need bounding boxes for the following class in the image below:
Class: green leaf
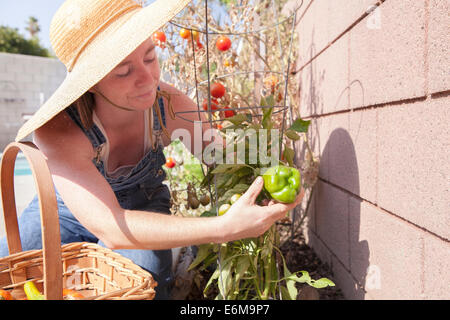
[282,147,294,167]
[188,244,214,270]
[308,278,336,289]
[227,113,248,126]
[296,271,312,283]
[220,183,250,202]
[262,106,273,130]
[211,164,245,174]
[280,285,292,300]
[266,94,275,107]
[289,118,311,133]
[286,279,298,300]
[284,129,300,141]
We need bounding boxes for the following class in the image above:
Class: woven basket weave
[0,142,157,300]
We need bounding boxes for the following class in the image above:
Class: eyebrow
[116,45,155,67]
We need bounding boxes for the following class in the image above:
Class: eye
[116,66,131,78]
[144,57,156,64]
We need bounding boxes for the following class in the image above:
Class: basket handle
[1,141,63,300]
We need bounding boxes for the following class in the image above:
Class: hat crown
[50,0,142,71]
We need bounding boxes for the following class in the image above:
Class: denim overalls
[0,91,173,299]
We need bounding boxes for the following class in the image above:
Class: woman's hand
[218,176,305,242]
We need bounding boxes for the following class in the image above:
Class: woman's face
[92,38,161,111]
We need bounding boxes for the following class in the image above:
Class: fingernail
[255,176,263,184]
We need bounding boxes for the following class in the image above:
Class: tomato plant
[158,0,329,300]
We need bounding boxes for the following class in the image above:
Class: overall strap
[65,105,106,149]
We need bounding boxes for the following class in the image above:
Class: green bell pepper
[262,165,301,203]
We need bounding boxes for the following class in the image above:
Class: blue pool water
[0,154,33,176]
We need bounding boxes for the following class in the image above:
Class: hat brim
[15,0,191,142]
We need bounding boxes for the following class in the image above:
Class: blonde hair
[73,91,95,130]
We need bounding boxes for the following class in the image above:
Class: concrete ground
[0,175,35,239]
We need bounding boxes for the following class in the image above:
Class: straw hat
[15,0,191,142]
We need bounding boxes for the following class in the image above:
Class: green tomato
[218,203,231,216]
[230,193,241,205]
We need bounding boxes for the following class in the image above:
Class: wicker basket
[0,142,157,300]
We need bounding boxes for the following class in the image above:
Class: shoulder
[159,81,195,110]
[34,110,94,162]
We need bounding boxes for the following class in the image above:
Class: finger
[241,176,264,204]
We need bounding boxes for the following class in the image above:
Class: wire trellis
[168,0,304,299]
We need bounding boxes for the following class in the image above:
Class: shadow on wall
[298,26,372,299]
[320,129,370,299]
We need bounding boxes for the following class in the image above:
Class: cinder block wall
[294,0,449,299]
[0,53,66,150]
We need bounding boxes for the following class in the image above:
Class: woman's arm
[34,111,304,250]
[159,81,223,163]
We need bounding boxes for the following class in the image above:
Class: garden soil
[184,222,345,300]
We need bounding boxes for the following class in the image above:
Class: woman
[0,0,304,299]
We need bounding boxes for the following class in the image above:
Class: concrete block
[349,0,427,108]
[315,180,350,269]
[377,98,450,240]
[299,33,349,117]
[327,0,381,45]
[428,0,450,94]
[295,0,329,67]
[349,198,424,299]
[423,234,450,299]
[346,108,377,202]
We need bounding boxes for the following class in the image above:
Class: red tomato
[223,107,235,118]
[216,36,231,51]
[196,41,204,51]
[165,157,176,168]
[202,99,219,111]
[210,82,226,99]
[152,31,166,47]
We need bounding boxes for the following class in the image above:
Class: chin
[132,92,157,110]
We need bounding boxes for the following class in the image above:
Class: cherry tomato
[202,98,219,111]
[192,30,200,42]
[223,106,235,118]
[152,31,166,48]
[216,36,232,51]
[210,82,226,99]
[179,28,191,39]
[165,157,176,168]
[196,41,204,51]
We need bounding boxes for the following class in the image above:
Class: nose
[135,63,155,88]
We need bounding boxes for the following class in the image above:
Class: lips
[134,89,155,100]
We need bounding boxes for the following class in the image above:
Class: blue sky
[0,0,66,50]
